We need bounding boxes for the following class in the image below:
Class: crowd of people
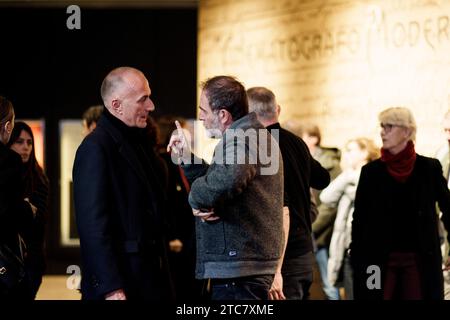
[1,66,450,300]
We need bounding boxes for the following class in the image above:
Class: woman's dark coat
[351,155,450,300]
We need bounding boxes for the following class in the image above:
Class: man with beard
[168,76,284,300]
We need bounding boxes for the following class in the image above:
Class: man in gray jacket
[167,76,284,300]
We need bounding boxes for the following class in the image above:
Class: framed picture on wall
[59,119,84,247]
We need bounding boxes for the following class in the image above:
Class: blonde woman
[351,107,450,300]
[320,138,379,300]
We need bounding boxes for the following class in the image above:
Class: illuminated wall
[60,120,84,247]
[198,0,450,155]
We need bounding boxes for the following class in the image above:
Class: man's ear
[111,99,123,115]
[276,104,281,116]
[219,109,232,125]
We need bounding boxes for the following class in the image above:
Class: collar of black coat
[102,107,146,143]
[266,122,281,130]
[98,108,159,201]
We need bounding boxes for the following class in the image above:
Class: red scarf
[381,140,416,183]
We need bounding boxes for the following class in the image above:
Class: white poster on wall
[59,120,84,247]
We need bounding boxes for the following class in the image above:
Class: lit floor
[36,275,81,300]
[35,267,326,300]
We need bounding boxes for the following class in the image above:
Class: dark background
[0,6,197,273]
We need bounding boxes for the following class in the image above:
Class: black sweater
[267,123,330,259]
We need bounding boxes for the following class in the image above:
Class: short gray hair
[378,106,417,141]
[246,87,277,121]
[100,67,143,107]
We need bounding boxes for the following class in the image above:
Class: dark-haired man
[168,76,284,300]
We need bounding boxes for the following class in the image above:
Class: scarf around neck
[380,140,416,183]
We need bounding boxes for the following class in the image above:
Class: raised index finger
[175,120,183,131]
[175,120,187,139]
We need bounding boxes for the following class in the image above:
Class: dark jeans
[383,252,422,300]
[282,251,314,300]
[210,275,274,300]
[283,274,313,300]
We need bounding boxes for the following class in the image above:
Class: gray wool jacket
[182,112,284,279]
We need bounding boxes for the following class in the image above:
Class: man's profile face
[199,90,222,138]
[119,73,154,128]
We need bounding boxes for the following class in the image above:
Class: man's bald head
[100,67,146,108]
[99,67,154,128]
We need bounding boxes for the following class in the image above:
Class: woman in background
[320,137,379,300]
[0,97,35,299]
[351,107,450,300]
[7,121,49,299]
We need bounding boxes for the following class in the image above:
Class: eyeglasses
[380,123,400,132]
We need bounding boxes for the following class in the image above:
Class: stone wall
[198,0,450,156]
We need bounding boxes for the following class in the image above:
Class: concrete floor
[35,264,327,300]
[36,275,81,300]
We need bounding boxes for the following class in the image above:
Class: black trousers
[210,274,274,300]
[282,251,314,300]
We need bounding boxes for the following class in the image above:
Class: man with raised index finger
[168,75,284,300]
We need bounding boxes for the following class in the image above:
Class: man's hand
[167,120,191,162]
[105,289,127,300]
[269,272,286,300]
[192,208,220,222]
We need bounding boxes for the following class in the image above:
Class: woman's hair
[0,96,14,137]
[346,137,380,162]
[6,121,47,196]
[299,123,322,146]
[378,106,417,141]
[82,105,104,128]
